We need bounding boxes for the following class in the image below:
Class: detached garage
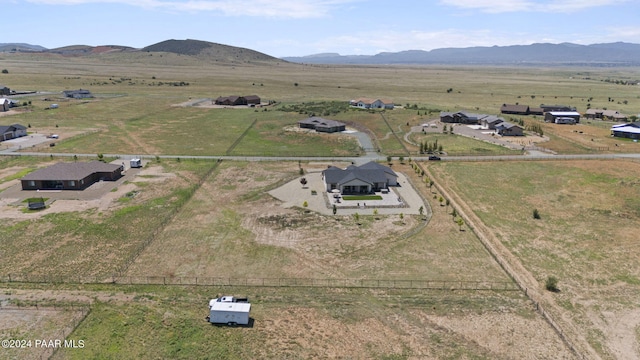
[21,161,124,190]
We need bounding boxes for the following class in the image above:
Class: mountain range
[2,40,640,66]
[284,42,640,66]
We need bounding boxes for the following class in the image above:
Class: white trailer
[208,296,251,326]
[130,158,142,168]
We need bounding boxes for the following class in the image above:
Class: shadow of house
[298,117,346,133]
[322,161,397,194]
[21,161,123,190]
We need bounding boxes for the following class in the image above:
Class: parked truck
[207,296,251,326]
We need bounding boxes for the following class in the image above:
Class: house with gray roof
[440,111,487,124]
[21,161,123,190]
[298,117,346,133]
[322,161,397,194]
[495,122,524,136]
[0,124,27,141]
[63,89,93,99]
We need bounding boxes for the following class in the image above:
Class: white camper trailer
[208,296,251,326]
[130,158,142,168]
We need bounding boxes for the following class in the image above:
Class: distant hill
[0,43,47,52]
[282,42,640,66]
[142,39,280,62]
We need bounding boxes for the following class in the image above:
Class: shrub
[545,276,559,292]
[533,208,541,219]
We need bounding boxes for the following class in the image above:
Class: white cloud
[26,0,359,18]
[439,0,629,13]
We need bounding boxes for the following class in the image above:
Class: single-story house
[480,115,505,129]
[611,122,640,140]
[21,161,124,190]
[0,124,27,141]
[0,98,9,112]
[63,89,93,99]
[214,95,260,106]
[495,122,524,136]
[545,111,581,124]
[585,109,627,122]
[440,111,487,124]
[0,85,10,96]
[322,161,398,194]
[298,117,346,133]
[350,98,394,109]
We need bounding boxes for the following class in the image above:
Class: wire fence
[0,274,518,291]
[0,304,90,360]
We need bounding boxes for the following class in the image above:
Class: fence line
[0,274,518,291]
[0,304,91,360]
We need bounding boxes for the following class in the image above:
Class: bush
[545,276,559,292]
[533,208,541,219]
[1,69,8,74]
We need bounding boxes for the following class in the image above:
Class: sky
[4,0,640,57]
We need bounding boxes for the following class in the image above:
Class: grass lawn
[341,195,383,201]
[410,132,521,156]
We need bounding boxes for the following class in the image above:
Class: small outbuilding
[0,98,10,112]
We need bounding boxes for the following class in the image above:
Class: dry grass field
[1,51,640,358]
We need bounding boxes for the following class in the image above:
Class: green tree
[354,212,360,224]
[399,213,404,221]
[1,69,8,74]
[438,196,444,206]
[373,208,378,216]
[456,217,464,231]
[451,208,457,218]
[445,199,450,211]
[303,201,308,208]
[399,156,404,164]
[418,206,424,216]
[332,204,337,215]
[429,180,434,191]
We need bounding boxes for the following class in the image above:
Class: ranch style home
[298,117,346,133]
[0,124,27,141]
[440,111,524,136]
[585,109,628,122]
[63,89,93,99]
[349,98,394,109]
[21,161,124,191]
[322,161,398,194]
[214,95,261,106]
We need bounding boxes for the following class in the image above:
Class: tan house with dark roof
[21,161,123,190]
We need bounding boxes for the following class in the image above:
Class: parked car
[428,155,441,161]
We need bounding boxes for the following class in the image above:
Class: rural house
[611,122,640,140]
[21,161,123,190]
[322,161,398,194]
[480,115,505,129]
[0,124,27,141]
[349,98,394,109]
[585,109,627,122]
[545,111,581,124]
[540,104,576,113]
[0,98,9,112]
[0,85,9,96]
[298,117,346,133]
[214,95,260,106]
[440,111,486,124]
[63,89,93,99]
[495,122,524,136]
